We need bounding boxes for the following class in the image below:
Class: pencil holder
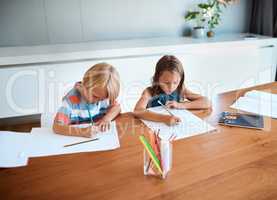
[143,139,172,179]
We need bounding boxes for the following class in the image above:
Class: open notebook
[141,106,216,140]
[231,90,277,118]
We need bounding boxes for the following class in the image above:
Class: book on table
[218,111,264,129]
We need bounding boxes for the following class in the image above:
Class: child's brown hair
[149,55,185,96]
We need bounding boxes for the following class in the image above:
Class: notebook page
[142,106,216,140]
[230,96,277,118]
[245,90,277,103]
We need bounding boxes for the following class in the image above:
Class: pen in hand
[157,100,174,116]
[157,100,181,125]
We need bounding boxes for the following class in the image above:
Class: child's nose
[169,85,175,92]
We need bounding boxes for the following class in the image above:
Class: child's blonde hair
[83,63,120,103]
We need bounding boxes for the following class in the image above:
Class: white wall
[0,0,251,46]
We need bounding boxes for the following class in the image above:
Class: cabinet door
[0,66,40,118]
[257,45,277,85]
[107,56,158,112]
[175,45,260,98]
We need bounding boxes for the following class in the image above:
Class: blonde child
[53,63,121,137]
[134,55,211,126]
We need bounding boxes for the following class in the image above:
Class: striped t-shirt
[55,87,110,125]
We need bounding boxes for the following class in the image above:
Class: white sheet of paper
[245,90,277,103]
[28,121,120,157]
[142,106,216,140]
[230,96,277,118]
[0,131,29,168]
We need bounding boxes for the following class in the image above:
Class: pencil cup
[143,139,172,179]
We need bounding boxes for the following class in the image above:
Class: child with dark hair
[134,55,211,126]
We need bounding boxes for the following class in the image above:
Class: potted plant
[185,8,206,38]
[185,0,238,38]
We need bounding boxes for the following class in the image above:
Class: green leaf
[198,3,210,9]
[185,11,200,20]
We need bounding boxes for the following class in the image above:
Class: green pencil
[139,135,163,175]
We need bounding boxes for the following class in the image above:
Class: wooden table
[1,82,277,200]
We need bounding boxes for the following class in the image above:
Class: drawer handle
[260,45,275,49]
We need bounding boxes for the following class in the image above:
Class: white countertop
[0,33,276,66]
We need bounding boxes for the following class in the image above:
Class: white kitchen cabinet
[0,34,276,118]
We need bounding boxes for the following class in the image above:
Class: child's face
[158,70,181,94]
[83,86,108,103]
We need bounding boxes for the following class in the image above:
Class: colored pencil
[157,100,174,116]
[64,138,99,147]
[139,135,163,175]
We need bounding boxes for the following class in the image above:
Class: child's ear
[110,100,119,106]
[75,81,82,87]
[74,82,83,90]
[74,82,85,97]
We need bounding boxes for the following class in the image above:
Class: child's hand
[95,118,111,132]
[166,101,180,109]
[74,126,93,138]
[163,115,181,126]
[80,127,93,138]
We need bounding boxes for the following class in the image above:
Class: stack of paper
[141,106,216,140]
[29,123,120,157]
[230,90,277,118]
[0,131,30,167]
[0,122,120,168]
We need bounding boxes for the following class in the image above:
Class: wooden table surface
[1,82,277,200]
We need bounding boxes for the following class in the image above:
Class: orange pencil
[149,132,161,162]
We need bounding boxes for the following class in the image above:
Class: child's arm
[52,103,94,138]
[53,121,93,138]
[133,89,181,126]
[166,88,212,110]
[94,102,121,132]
